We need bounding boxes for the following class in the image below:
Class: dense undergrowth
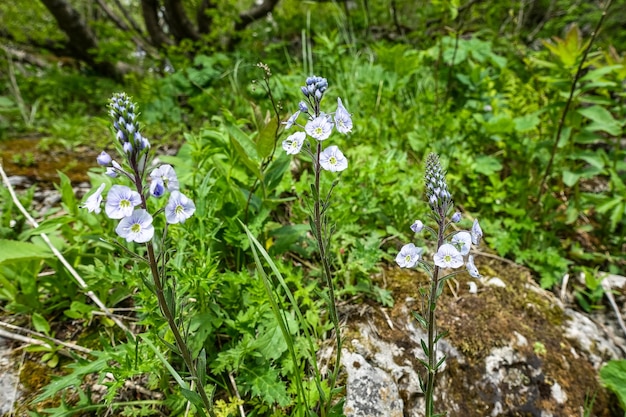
[1,0,625,415]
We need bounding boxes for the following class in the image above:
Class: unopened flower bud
[97,151,112,166]
[410,220,424,233]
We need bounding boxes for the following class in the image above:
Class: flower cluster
[396,153,483,279]
[281,76,352,172]
[81,93,196,243]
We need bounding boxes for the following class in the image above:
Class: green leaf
[57,171,77,213]
[600,360,626,410]
[474,155,502,176]
[412,311,427,329]
[256,118,279,159]
[578,106,622,136]
[513,113,540,132]
[140,335,188,389]
[32,312,51,335]
[609,202,624,232]
[0,239,52,264]
[230,137,262,180]
[562,170,582,187]
[247,367,291,406]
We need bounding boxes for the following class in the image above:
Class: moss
[359,257,618,416]
[18,360,51,392]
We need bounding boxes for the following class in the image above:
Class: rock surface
[0,337,20,416]
[341,259,626,417]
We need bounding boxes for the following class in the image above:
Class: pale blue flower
[334,98,352,134]
[299,101,309,113]
[81,183,106,214]
[105,167,117,178]
[396,243,422,268]
[150,180,165,197]
[451,231,472,256]
[105,185,141,219]
[97,151,112,166]
[150,164,179,191]
[282,131,306,155]
[451,212,462,223]
[123,142,132,153]
[433,244,464,269]
[466,255,481,278]
[305,115,333,141]
[115,209,154,243]
[410,220,424,233]
[471,219,483,245]
[283,111,300,129]
[319,145,348,172]
[165,191,196,224]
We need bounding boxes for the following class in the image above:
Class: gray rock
[342,261,623,417]
[0,337,20,416]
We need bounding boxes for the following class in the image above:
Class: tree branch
[235,0,280,31]
[39,0,123,79]
[163,0,201,42]
[141,0,173,47]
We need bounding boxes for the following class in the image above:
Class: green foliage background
[0,0,625,415]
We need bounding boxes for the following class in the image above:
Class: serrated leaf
[0,239,52,264]
[247,368,290,406]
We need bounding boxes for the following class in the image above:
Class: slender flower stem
[313,140,342,416]
[135,171,215,417]
[146,244,216,417]
[425,218,445,417]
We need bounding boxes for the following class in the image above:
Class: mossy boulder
[342,259,624,417]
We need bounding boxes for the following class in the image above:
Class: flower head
[105,185,141,219]
[471,219,483,245]
[302,76,328,99]
[451,212,462,223]
[319,145,348,172]
[81,183,106,214]
[410,220,424,233]
[466,255,481,278]
[425,153,452,212]
[150,165,179,192]
[282,131,306,155]
[433,244,464,269]
[165,191,196,224]
[334,98,352,134]
[305,115,334,141]
[396,243,422,268]
[115,209,154,243]
[451,231,472,256]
